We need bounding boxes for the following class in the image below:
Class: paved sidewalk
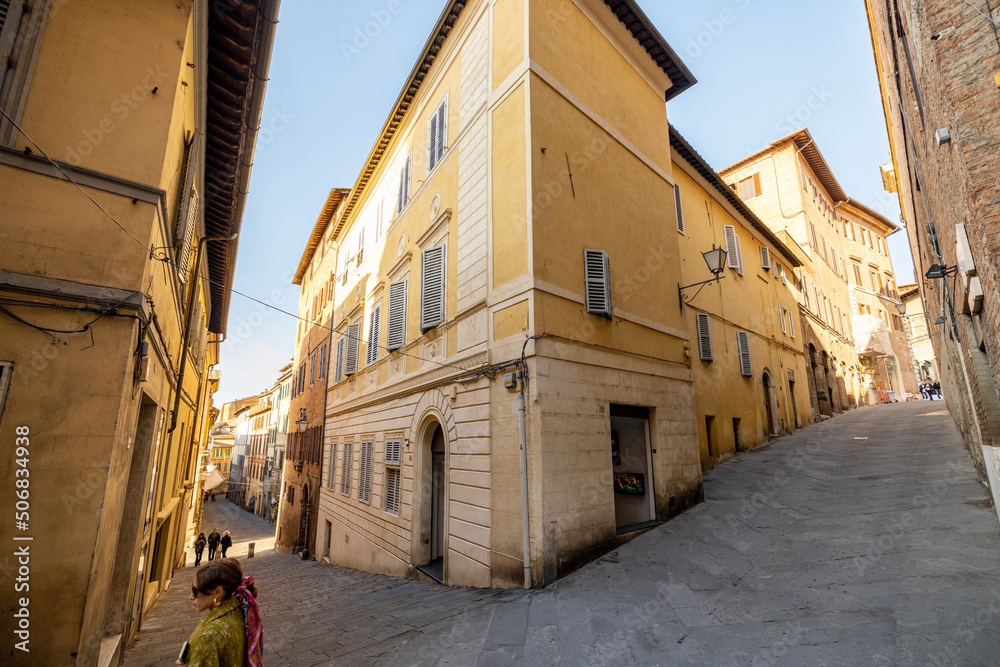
[124,402,1000,666]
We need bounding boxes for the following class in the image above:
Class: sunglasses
[191,586,204,597]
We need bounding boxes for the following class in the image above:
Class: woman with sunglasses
[178,558,263,666]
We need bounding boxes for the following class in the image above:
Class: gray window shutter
[366,304,381,365]
[759,246,770,270]
[335,337,345,382]
[341,444,353,495]
[329,444,337,490]
[737,331,752,377]
[428,107,438,171]
[584,249,612,319]
[385,439,402,465]
[696,312,713,361]
[397,153,411,214]
[674,184,685,234]
[359,442,372,503]
[386,280,407,351]
[345,322,360,376]
[420,244,446,331]
[0,0,25,91]
[385,468,400,515]
[436,100,447,166]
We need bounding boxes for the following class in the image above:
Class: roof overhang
[670,126,802,268]
[204,0,281,334]
[602,0,697,102]
[293,188,351,285]
[333,0,695,243]
[720,128,847,204]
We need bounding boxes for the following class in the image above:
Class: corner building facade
[315,0,703,588]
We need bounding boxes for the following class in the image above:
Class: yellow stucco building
[671,129,812,469]
[0,1,276,664]
[309,0,705,589]
[721,130,869,418]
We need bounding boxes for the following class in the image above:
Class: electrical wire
[1,109,479,378]
[0,292,142,340]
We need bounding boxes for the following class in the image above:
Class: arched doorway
[762,372,776,437]
[417,420,447,582]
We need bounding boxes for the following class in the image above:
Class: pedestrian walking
[207,529,221,561]
[193,533,206,567]
[220,531,233,558]
[919,381,929,400]
[933,380,942,400]
[178,558,262,666]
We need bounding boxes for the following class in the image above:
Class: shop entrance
[610,405,654,532]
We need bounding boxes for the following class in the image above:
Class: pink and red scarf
[234,576,262,667]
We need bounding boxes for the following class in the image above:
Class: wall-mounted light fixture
[296,407,308,433]
[925,264,957,280]
[678,245,728,311]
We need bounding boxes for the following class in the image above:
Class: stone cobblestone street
[123,402,1000,666]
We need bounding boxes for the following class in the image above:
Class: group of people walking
[919,379,942,400]
[193,528,233,566]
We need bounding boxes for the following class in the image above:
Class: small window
[696,313,713,361]
[341,444,353,496]
[396,152,412,214]
[366,304,381,365]
[584,249,612,318]
[759,246,771,270]
[386,280,408,351]
[310,352,316,386]
[780,266,787,285]
[738,173,761,200]
[723,226,743,275]
[674,184,685,234]
[420,244,447,331]
[427,97,448,171]
[359,441,373,504]
[737,331,752,377]
[319,343,327,380]
[779,306,787,334]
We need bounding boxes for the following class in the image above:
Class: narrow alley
[123,402,1000,666]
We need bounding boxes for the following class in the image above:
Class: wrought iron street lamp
[678,245,728,311]
[894,300,906,316]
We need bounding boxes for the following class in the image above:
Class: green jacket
[186,596,247,666]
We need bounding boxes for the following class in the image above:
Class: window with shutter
[787,309,795,338]
[723,226,743,274]
[335,337,345,383]
[737,331,752,377]
[674,184,685,234]
[385,468,400,515]
[344,322,361,376]
[780,266,787,285]
[319,343,327,379]
[328,444,338,490]
[385,439,402,466]
[386,280,407,351]
[341,444,353,496]
[760,246,771,270]
[384,438,402,515]
[359,441,373,503]
[420,244,446,331]
[696,312,713,361]
[428,97,448,171]
[583,249,612,318]
[366,304,381,365]
[779,306,787,334]
[396,153,412,214]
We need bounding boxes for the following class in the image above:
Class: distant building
[899,284,938,384]
[265,365,293,522]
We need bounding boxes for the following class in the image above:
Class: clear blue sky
[215,0,913,404]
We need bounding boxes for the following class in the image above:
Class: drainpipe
[168,233,238,433]
[517,368,531,589]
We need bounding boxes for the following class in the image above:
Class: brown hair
[193,558,258,599]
